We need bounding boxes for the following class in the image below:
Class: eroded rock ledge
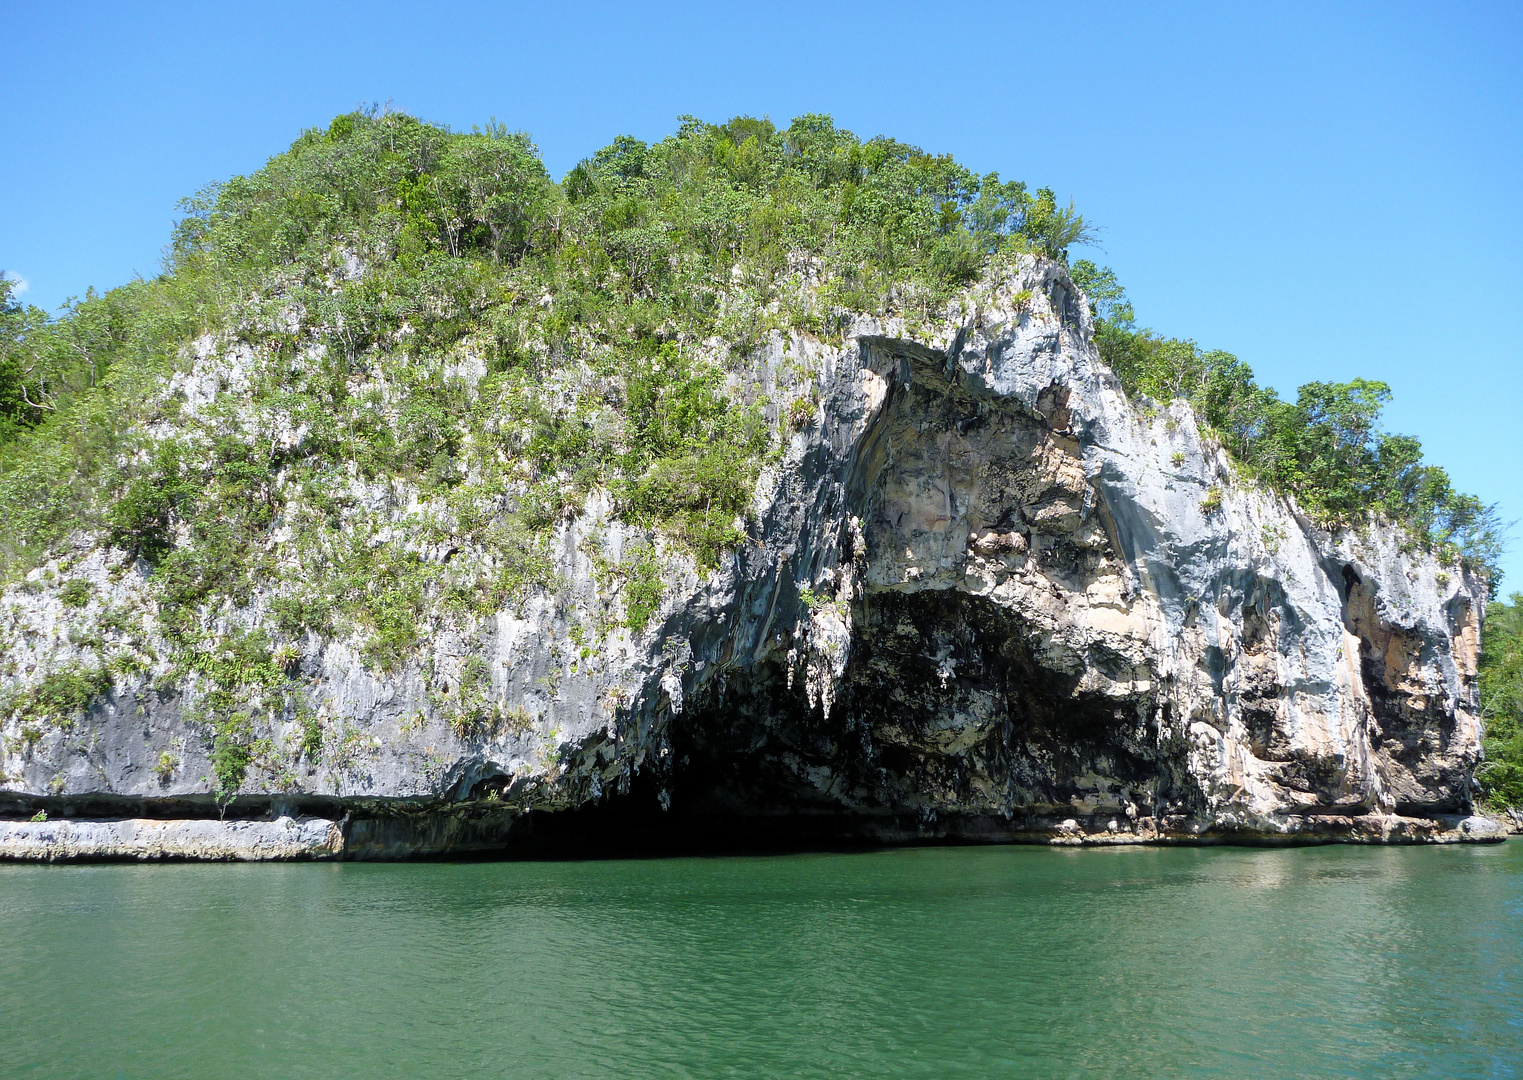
[0,261,1502,859]
[0,808,1508,862]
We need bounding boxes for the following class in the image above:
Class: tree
[0,276,59,442]
[1070,260,1134,328]
[1022,187,1099,262]
[442,128,553,263]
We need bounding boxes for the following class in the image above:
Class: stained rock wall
[0,258,1497,857]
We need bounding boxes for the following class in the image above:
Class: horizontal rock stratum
[0,260,1500,857]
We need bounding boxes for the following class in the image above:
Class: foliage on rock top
[0,108,1089,743]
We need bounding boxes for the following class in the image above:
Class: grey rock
[1457,815,1508,841]
[0,816,342,861]
[0,258,1492,857]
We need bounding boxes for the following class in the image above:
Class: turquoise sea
[2,842,1520,1078]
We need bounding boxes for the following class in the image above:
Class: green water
[2,843,1520,1079]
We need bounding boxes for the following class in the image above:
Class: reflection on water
[1,843,1520,1079]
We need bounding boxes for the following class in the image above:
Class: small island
[1,111,1517,858]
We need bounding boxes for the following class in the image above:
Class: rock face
[0,815,342,861]
[0,260,1494,857]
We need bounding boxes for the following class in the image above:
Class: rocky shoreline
[2,806,1510,862]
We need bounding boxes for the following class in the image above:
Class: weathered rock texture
[0,815,342,861]
[0,260,1496,857]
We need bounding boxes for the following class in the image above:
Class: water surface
[2,842,1520,1078]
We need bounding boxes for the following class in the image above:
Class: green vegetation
[799,585,829,610]
[297,708,324,761]
[1071,261,1504,590]
[621,545,666,631]
[0,109,1086,671]
[210,726,252,806]
[0,663,112,729]
[155,751,179,783]
[58,578,92,607]
[1477,593,1523,808]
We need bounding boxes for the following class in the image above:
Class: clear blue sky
[4,1,1520,588]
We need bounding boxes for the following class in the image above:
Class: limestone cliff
[0,259,1501,859]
